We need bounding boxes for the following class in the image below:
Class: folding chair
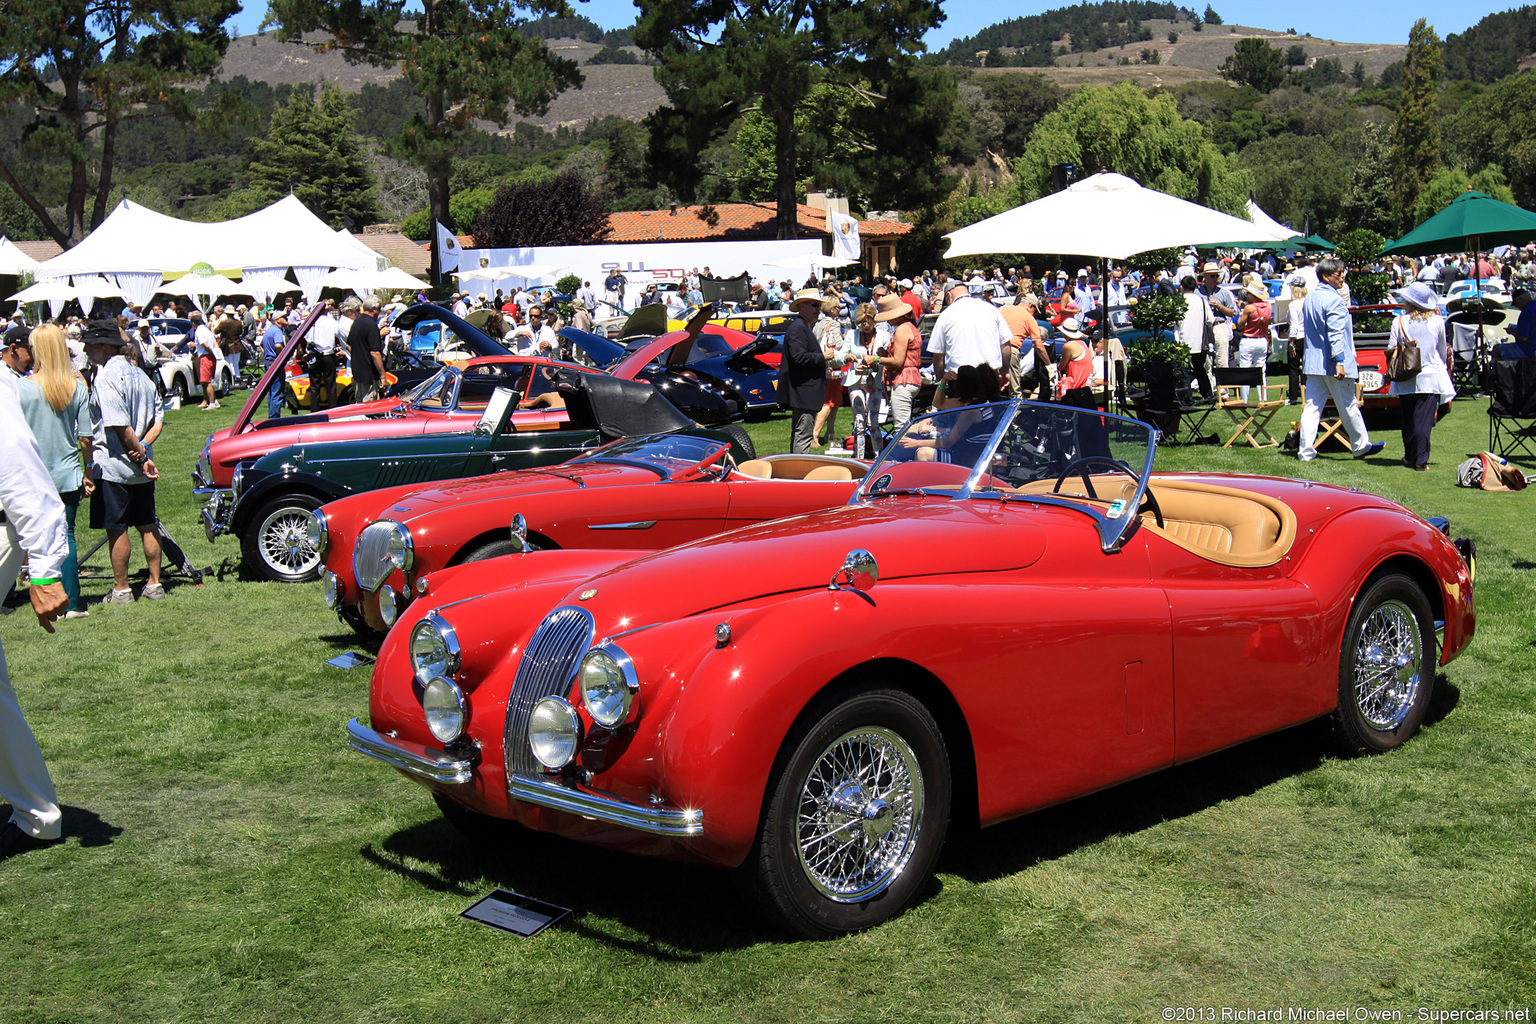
[1447,317,1487,395]
[1314,380,1365,453]
[1212,366,1284,449]
[1487,357,1536,461]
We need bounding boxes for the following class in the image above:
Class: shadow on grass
[0,804,126,850]
[360,820,762,955]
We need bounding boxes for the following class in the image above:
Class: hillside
[218,31,666,132]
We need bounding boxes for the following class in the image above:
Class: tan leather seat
[804,464,854,481]
[735,459,773,479]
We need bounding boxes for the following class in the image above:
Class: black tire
[283,383,300,413]
[460,536,544,564]
[340,604,386,642]
[174,373,192,404]
[1331,573,1436,755]
[721,423,756,459]
[433,792,522,845]
[737,687,951,939]
[241,492,325,583]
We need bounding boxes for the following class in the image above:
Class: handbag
[1387,317,1422,382]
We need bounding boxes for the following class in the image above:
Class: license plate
[1358,369,1384,391]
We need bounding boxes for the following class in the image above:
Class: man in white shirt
[928,282,1010,378]
[509,306,558,358]
[0,360,70,861]
[306,300,340,413]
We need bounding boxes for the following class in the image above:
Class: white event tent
[33,194,379,307]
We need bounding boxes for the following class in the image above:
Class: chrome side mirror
[828,549,878,593]
[508,513,528,553]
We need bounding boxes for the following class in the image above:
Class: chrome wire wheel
[795,726,925,902]
[1351,598,1423,730]
[243,493,325,582]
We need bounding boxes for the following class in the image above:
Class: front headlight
[528,696,581,769]
[304,508,329,555]
[386,523,413,571]
[379,584,399,627]
[230,464,246,497]
[409,613,460,684]
[421,676,467,744]
[322,570,341,610]
[579,645,637,728]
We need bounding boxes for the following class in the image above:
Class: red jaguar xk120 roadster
[346,400,1476,938]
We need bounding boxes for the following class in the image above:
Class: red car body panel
[361,468,1474,869]
[200,355,575,489]
[320,448,865,631]
[610,324,756,379]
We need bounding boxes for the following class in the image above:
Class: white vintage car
[138,317,233,401]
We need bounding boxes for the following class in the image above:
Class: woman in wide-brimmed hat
[1234,278,1273,402]
[1387,282,1454,471]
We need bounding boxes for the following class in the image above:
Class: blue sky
[227,0,1507,48]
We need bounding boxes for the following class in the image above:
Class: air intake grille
[354,520,398,593]
[504,606,595,778]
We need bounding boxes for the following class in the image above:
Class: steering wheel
[1135,486,1165,528]
[1051,455,1128,500]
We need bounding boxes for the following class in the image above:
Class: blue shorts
[100,480,156,531]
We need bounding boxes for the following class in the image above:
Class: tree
[1411,166,1515,226]
[1444,70,1536,209]
[1168,30,1179,44]
[264,0,582,252]
[1389,19,1443,234]
[1011,82,1251,215]
[1218,37,1287,93]
[977,74,1066,158]
[1284,44,1307,66]
[0,0,239,246]
[1203,6,1222,25]
[239,85,380,228]
[471,170,611,248]
[635,0,952,240]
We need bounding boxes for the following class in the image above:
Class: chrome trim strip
[586,521,658,531]
[346,718,475,785]
[508,772,703,837]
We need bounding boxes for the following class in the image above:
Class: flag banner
[828,211,861,262]
[435,221,461,274]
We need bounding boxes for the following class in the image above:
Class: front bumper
[191,467,226,496]
[200,493,232,542]
[346,718,477,784]
[345,718,704,837]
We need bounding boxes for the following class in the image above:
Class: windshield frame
[569,431,733,481]
[853,398,1158,553]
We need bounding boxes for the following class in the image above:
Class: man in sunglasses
[1,322,32,376]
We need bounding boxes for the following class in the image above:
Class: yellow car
[665,307,794,334]
[283,362,398,410]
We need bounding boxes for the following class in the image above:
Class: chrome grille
[353,520,399,593]
[504,606,595,778]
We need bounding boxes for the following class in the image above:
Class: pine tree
[244,85,380,228]
[0,0,238,246]
[1390,19,1444,234]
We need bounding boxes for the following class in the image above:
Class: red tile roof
[354,232,429,276]
[605,203,910,244]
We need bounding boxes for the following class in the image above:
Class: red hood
[369,462,661,524]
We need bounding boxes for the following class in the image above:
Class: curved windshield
[573,433,731,479]
[403,367,459,410]
[855,399,1157,552]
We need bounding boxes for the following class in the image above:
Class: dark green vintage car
[204,370,753,582]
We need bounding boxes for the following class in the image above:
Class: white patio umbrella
[312,266,428,295]
[943,172,1297,261]
[160,267,243,313]
[70,276,124,316]
[765,252,859,271]
[456,263,568,283]
[8,279,77,319]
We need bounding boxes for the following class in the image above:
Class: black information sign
[460,889,571,938]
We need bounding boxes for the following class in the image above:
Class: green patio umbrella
[1381,190,1536,258]
[1300,234,1334,251]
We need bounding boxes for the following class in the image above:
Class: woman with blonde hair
[15,324,92,618]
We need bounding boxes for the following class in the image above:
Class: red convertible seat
[1131,480,1297,567]
[750,455,869,481]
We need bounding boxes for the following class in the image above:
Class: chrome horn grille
[353,520,399,593]
[504,606,596,778]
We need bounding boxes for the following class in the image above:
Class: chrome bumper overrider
[200,494,231,542]
[508,772,703,837]
[191,468,225,496]
[346,718,477,784]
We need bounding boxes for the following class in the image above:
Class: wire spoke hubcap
[796,726,924,902]
[261,510,319,574]
[1354,599,1423,729]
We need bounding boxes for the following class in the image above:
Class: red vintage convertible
[346,400,1476,938]
[312,431,862,635]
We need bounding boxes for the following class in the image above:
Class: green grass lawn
[2,389,1533,1023]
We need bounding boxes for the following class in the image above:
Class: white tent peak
[1063,172,1144,194]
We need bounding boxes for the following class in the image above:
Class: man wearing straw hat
[777,289,830,454]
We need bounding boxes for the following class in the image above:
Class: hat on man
[1057,318,1085,340]
[1392,281,1439,311]
[874,294,910,322]
[3,323,29,347]
[1201,261,1222,275]
[790,288,823,308]
[899,278,913,290]
[80,320,128,346]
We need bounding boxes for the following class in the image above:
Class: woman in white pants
[842,303,884,458]
[1234,279,1273,402]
